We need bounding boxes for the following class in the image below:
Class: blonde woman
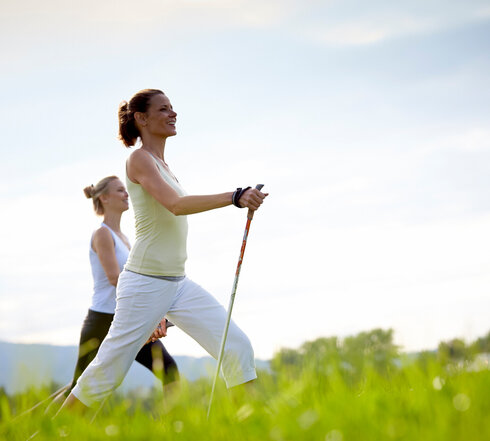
[70,176,178,394]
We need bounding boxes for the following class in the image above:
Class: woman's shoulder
[127,149,161,185]
[128,148,154,165]
[92,225,115,248]
[127,148,158,175]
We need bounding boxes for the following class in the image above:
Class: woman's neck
[102,211,122,233]
[141,136,167,163]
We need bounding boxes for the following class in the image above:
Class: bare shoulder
[128,148,153,166]
[128,149,156,174]
[127,149,160,184]
[92,226,114,249]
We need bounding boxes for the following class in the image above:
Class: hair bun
[83,185,95,199]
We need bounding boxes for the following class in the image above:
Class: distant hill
[0,341,269,395]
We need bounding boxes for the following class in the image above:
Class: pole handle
[247,184,265,220]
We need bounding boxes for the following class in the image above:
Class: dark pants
[69,309,179,391]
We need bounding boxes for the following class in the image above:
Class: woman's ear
[99,193,109,204]
[134,111,147,127]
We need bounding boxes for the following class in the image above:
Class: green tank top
[125,155,188,276]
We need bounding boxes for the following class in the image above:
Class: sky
[0,0,489,360]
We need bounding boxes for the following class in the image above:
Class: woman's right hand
[238,188,268,211]
[146,318,168,344]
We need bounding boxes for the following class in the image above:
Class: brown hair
[84,176,119,215]
[118,89,164,147]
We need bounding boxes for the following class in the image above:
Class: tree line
[270,328,490,381]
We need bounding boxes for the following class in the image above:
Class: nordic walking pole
[207,184,264,420]
[13,383,71,421]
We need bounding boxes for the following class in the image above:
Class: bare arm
[92,227,120,286]
[127,149,267,215]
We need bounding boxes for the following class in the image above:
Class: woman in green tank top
[60,89,268,413]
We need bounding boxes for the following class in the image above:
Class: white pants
[72,271,257,407]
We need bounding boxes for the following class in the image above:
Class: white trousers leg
[72,271,256,407]
[166,278,256,388]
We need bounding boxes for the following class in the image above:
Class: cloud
[297,1,490,47]
[438,128,490,153]
[0,0,297,35]
[3,0,489,51]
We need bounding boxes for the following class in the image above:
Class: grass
[1,357,489,441]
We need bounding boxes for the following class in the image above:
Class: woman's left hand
[238,188,268,211]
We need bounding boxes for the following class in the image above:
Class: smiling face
[100,178,129,214]
[142,93,177,138]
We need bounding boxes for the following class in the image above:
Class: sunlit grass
[1,359,489,441]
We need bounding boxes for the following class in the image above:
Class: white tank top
[89,223,130,314]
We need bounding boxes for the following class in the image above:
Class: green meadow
[1,329,489,440]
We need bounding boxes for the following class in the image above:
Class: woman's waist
[125,246,187,276]
[129,234,187,261]
[133,218,188,242]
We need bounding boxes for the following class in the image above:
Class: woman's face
[144,93,177,138]
[101,179,129,213]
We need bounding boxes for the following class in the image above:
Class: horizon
[3,325,488,356]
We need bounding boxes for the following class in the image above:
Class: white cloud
[409,127,490,158]
[451,128,490,153]
[293,0,490,46]
[0,0,297,36]
[303,16,432,46]
[3,0,489,52]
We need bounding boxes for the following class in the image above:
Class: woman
[62,89,267,411]
[71,176,178,394]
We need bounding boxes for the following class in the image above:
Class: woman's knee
[226,327,254,359]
